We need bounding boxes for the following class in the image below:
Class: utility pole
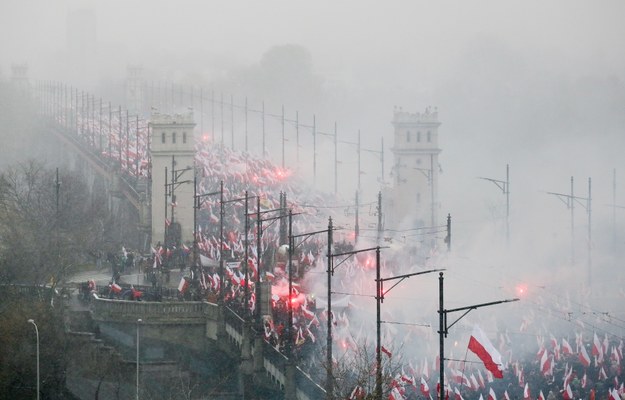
[374,259,439,400]
[547,177,592,285]
[478,164,510,244]
[437,272,518,400]
[445,214,452,252]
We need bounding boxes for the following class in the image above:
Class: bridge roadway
[86,292,325,400]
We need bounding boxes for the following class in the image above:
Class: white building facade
[150,112,196,247]
[387,106,441,232]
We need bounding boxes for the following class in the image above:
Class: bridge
[17,80,333,399]
[65,294,325,399]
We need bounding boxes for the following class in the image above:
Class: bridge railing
[90,296,325,399]
[91,295,216,322]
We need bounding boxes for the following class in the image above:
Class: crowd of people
[62,110,625,400]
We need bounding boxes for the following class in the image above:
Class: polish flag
[503,390,510,400]
[598,366,608,381]
[178,277,189,293]
[540,351,552,376]
[477,370,486,389]
[468,325,504,379]
[487,387,497,400]
[561,338,574,355]
[537,390,545,400]
[579,344,591,367]
[563,364,573,387]
[420,377,430,397]
[523,383,530,399]
[454,387,464,400]
[609,389,621,400]
[581,372,587,388]
[422,357,430,379]
[593,332,603,357]
[469,374,479,391]
[562,384,573,400]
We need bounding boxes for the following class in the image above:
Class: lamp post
[27,319,39,400]
[136,318,142,400]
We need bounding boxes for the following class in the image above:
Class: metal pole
[571,176,575,266]
[220,93,224,148]
[255,197,262,325]
[355,191,360,244]
[588,178,592,289]
[358,130,361,192]
[446,214,452,252]
[287,210,294,359]
[136,318,142,400]
[230,94,234,149]
[28,319,39,400]
[245,97,248,153]
[334,122,338,195]
[164,167,168,245]
[326,217,334,400]
[506,164,510,243]
[438,272,444,400]
[377,191,383,244]
[296,111,300,168]
[313,115,317,187]
[430,154,435,229]
[219,181,224,304]
[375,246,382,400]
[282,105,285,168]
[244,191,249,317]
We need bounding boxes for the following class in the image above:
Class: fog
[2,0,625,371]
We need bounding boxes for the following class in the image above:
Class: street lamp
[27,319,39,400]
[136,318,143,400]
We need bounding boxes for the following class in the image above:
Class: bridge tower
[149,111,196,247]
[388,106,441,234]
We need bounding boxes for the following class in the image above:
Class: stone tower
[388,106,441,232]
[150,111,196,247]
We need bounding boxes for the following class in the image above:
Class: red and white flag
[422,357,430,379]
[598,366,608,381]
[579,343,591,367]
[381,346,392,358]
[537,390,545,400]
[487,387,497,400]
[523,383,530,399]
[581,372,587,388]
[420,377,430,397]
[562,384,573,400]
[561,338,574,355]
[468,325,504,379]
[503,390,510,400]
[540,351,552,376]
[477,370,486,389]
[609,389,620,400]
[593,332,603,357]
[178,277,189,293]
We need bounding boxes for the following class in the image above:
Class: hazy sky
[2,1,625,363]
[2,0,625,280]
